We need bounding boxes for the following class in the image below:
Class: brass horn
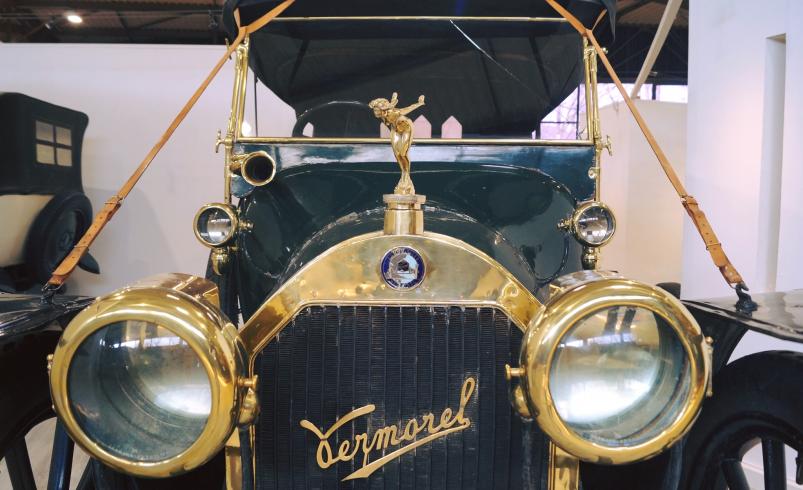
[230,151,276,186]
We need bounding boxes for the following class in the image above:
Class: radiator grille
[253,305,550,489]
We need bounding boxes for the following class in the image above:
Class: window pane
[57,148,73,166]
[539,122,578,140]
[36,121,54,142]
[37,143,55,164]
[56,126,72,146]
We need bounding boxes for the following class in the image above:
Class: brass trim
[383,194,426,235]
[222,36,251,203]
[235,136,595,146]
[239,231,543,355]
[548,443,580,490]
[239,232,544,483]
[193,203,239,248]
[518,276,711,464]
[49,273,246,477]
[300,376,476,481]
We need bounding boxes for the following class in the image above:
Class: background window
[35,120,73,166]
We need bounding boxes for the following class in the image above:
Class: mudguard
[683,290,803,373]
[0,293,92,346]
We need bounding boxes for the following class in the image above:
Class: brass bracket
[704,336,714,397]
[601,135,613,156]
[237,376,260,426]
[505,364,525,380]
[210,247,232,276]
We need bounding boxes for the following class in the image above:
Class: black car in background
[0,93,98,292]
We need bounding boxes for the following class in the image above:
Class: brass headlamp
[48,274,256,477]
[507,271,711,464]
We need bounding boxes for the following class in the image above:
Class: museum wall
[0,43,294,297]
[599,100,686,286]
[684,0,803,299]
[686,2,803,483]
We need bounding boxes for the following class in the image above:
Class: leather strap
[546,0,747,289]
[45,0,294,290]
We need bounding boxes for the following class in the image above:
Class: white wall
[684,0,803,299]
[599,100,686,286]
[0,43,293,297]
[686,2,803,484]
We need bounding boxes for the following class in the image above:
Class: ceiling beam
[15,1,221,13]
[618,0,658,19]
[50,27,218,43]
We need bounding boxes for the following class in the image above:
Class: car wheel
[0,333,93,489]
[680,351,803,490]
[25,192,93,285]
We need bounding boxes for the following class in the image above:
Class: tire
[680,351,803,489]
[0,333,59,457]
[25,192,93,285]
[0,333,61,489]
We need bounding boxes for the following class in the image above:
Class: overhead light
[65,12,83,24]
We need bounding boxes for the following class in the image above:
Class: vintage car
[1,1,802,490]
[0,93,99,292]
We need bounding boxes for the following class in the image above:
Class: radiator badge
[380,246,425,290]
[300,376,476,481]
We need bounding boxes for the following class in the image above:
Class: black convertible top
[222,1,616,138]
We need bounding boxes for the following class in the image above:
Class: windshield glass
[247,18,588,140]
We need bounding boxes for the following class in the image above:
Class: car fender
[683,290,803,374]
[0,293,92,347]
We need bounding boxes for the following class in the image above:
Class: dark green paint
[234,143,596,320]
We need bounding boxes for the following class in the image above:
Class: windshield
[246,18,589,141]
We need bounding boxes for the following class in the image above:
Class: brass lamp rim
[569,201,616,247]
[193,202,239,248]
[519,277,710,464]
[236,150,276,187]
[49,283,243,477]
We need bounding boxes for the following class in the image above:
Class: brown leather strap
[45,0,294,289]
[546,0,747,289]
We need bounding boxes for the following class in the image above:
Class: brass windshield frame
[225,16,600,148]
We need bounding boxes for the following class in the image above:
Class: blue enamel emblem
[380,246,425,290]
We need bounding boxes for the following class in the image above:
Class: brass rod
[235,136,594,146]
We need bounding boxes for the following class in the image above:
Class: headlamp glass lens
[576,205,614,246]
[197,207,233,246]
[549,305,690,447]
[68,321,211,462]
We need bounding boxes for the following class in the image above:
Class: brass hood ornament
[370,92,427,235]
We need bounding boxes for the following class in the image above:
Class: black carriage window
[35,120,72,167]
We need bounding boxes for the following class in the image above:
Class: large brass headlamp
[508,271,710,464]
[48,273,253,477]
